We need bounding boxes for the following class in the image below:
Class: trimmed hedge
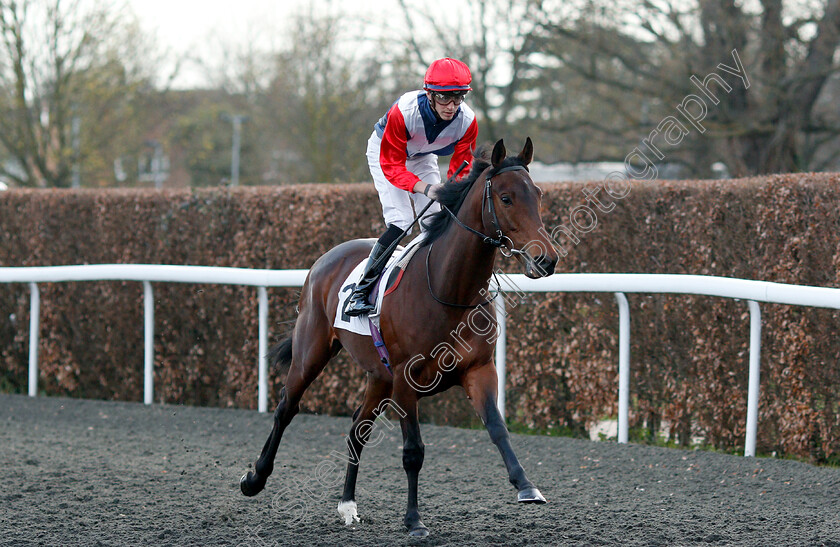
[1,173,839,461]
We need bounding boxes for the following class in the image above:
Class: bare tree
[392,0,840,175]
[531,0,840,176]
[395,0,541,144]
[178,2,404,184]
[0,0,158,187]
[259,9,396,183]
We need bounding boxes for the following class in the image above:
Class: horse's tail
[268,335,293,374]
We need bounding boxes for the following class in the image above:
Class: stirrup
[345,239,392,318]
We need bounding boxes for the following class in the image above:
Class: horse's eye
[500,194,513,205]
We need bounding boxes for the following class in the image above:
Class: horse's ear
[518,137,534,166]
[491,139,506,168]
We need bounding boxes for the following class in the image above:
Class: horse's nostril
[528,254,556,277]
[537,255,556,275]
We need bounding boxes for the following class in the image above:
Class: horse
[240,137,559,538]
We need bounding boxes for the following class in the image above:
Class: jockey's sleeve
[448,117,478,181]
[379,103,422,192]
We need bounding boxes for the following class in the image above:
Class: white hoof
[337,500,361,525]
[517,486,547,504]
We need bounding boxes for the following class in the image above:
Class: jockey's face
[427,91,461,121]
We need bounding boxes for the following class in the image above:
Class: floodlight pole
[223,114,248,187]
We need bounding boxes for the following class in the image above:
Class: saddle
[333,234,426,336]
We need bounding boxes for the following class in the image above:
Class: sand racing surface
[1,393,839,546]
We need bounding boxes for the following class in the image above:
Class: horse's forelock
[488,154,530,176]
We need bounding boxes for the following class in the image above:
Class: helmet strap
[426,91,443,121]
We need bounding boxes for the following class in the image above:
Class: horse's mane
[419,143,528,247]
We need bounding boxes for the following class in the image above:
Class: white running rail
[0,265,308,413]
[494,273,840,456]
[2,266,839,456]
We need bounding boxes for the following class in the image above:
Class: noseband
[442,164,530,258]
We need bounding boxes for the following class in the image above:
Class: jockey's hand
[424,183,442,201]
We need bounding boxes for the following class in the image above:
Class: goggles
[430,91,468,105]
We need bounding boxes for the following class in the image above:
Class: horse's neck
[428,190,496,305]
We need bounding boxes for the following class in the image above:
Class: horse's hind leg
[337,375,394,525]
[240,311,337,497]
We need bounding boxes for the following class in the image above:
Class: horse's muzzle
[524,254,557,278]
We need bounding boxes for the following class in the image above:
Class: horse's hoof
[240,472,263,497]
[408,524,429,538]
[337,500,361,526]
[517,486,547,504]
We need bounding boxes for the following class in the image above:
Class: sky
[125,0,412,87]
[128,0,309,51]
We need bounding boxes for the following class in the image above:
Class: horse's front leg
[463,363,546,504]
[393,384,429,537]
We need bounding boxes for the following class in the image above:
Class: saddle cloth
[333,233,426,336]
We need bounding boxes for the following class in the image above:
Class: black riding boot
[345,241,391,317]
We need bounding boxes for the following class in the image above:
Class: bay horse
[240,138,559,537]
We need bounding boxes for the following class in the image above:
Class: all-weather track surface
[1,394,839,547]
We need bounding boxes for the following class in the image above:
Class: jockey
[345,57,479,317]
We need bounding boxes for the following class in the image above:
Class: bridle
[441,164,532,258]
[426,164,535,308]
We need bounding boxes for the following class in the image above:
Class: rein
[426,164,528,309]
[424,241,500,309]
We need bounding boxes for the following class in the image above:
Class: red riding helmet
[423,58,472,92]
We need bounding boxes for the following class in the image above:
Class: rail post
[744,300,761,457]
[615,292,630,444]
[258,287,269,413]
[143,281,154,405]
[28,283,40,397]
[494,292,507,420]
